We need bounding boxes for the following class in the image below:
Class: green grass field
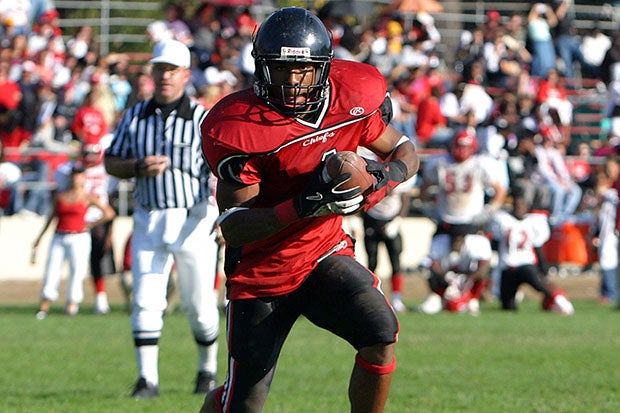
[1,298,619,413]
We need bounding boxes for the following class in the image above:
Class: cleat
[131,377,159,399]
[35,310,47,320]
[468,298,480,316]
[418,293,442,314]
[94,292,111,314]
[194,371,217,394]
[65,303,79,316]
[391,297,408,313]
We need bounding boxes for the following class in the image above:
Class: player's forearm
[104,155,140,179]
[219,207,287,248]
[385,140,420,181]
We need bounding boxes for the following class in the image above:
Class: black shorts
[221,255,399,407]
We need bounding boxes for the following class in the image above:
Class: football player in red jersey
[199,7,419,413]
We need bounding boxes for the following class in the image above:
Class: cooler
[542,222,596,266]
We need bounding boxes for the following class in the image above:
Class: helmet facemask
[252,7,333,117]
[254,57,330,116]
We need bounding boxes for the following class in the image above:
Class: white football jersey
[423,153,505,224]
[488,210,550,269]
[429,233,493,274]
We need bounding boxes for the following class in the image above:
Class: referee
[105,40,220,399]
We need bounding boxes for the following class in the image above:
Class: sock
[94,278,106,294]
[392,273,404,294]
[136,345,159,385]
[197,342,218,374]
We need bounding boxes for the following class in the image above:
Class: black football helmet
[252,7,333,115]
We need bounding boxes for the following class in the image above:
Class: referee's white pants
[131,201,220,343]
[40,232,92,304]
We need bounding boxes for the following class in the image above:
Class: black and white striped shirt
[106,95,211,210]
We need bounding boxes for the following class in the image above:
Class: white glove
[326,194,365,215]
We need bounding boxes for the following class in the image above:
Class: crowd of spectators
[0,1,618,234]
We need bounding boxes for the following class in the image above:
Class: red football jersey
[201,59,389,299]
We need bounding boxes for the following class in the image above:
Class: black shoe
[131,377,159,399]
[194,371,217,394]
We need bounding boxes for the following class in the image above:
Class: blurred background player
[488,194,574,314]
[418,128,507,305]
[359,147,416,313]
[419,230,492,315]
[33,163,115,319]
[55,140,117,314]
[419,128,507,233]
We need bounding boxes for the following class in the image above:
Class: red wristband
[274,199,299,224]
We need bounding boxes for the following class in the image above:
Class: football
[325,151,376,195]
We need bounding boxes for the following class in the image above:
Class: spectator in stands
[505,12,528,46]
[162,2,193,47]
[592,160,619,304]
[536,68,573,141]
[527,2,558,79]
[410,12,441,53]
[580,26,612,80]
[569,142,595,190]
[534,121,582,225]
[125,68,154,109]
[28,10,65,57]
[28,0,56,33]
[600,32,620,86]
[187,3,219,56]
[66,26,94,61]
[0,0,33,35]
[415,83,450,148]
[484,26,532,90]
[604,69,620,140]
[508,128,551,211]
[552,0,584,79]
[70,89,108,146]
[107,58,132,115]
[0,141,21,217]
[454,26,485,78]
[367,20,403,78]
[388,70,416,141]
[593,133,619,157]
[0,58,25,163]
[459,60,494,126]
[483,10,502,42]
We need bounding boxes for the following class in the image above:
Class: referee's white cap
[150,40,191,68]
